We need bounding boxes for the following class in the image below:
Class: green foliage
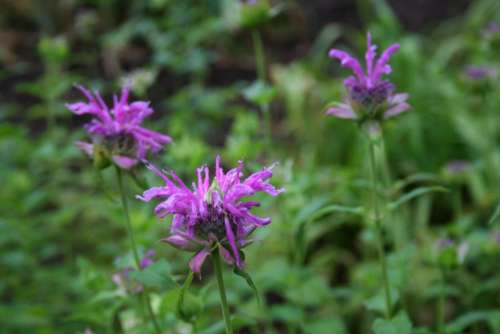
[2,0,500,333]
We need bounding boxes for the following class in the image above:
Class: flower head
[483,21,500,36]
[327,33,410,122]
[138,156,283,277]
[67,85,171,169]
[464,65,497,81]
[445,160,470,174]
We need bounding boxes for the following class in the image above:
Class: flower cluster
[67,85,171,169]
[327,33,410,122]
[138,157,283,276]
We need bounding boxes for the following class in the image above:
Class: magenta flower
[464,65,497,80]
[137,156,283,277]
[445,160,470,174]
[113,250,156,294]
[327,33,410,122]
[483,21,500,36]
[67,85,171,169]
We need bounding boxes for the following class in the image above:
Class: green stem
[438,268,446,334]
[115,167,162,334]
[252,29,272,144]
[252,29,266,82]
[212,249,234,334]
[116,167,141,266]
[367,133,393,318]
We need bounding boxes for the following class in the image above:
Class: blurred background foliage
[1,0,500,333]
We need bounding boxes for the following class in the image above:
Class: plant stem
[116,166,141,266]
[438,267,446,334]
[366,132,393,319]
[212,249,234,334]
[115,166,162,334]
[252,29,266,82]
[252,29,272,144]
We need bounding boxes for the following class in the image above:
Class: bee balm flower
[327,33,410,122]
[137,157,283,276]
[67,85,171,169]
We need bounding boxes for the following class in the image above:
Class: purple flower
[483,21,500,36]
[436,238,454,250]
[464,65,497,80]
[113,250,156,293]
[445,160,470,174]
[327,33,410,122]
[491,230,500,244]
[67,85,171,169]
[137,156,283,277]
[139,249,156,269]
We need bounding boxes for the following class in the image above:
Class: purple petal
[373,43,400,82]
[383,102,410,119]
[161,234,200,251]
[139,250,156,269]
[75,141,93,156]
[112,155,138,169]
[329,49,366,83]
[365,32,377,86]
[218,245,235,266]
[326,104,357,119]
[189,249,210,278]
[224,216,242,268]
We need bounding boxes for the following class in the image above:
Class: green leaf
[303,317,347,334]
[242,80,278,106]
[388,186,449,210]
[177,271,193,320]
[233,267,261,306]
[372,311,412,334]
[364,288,399,315]
[176,271,202,321]
[130,259,176,291]
[445,310,500,333]
[488,203,500,225]
[311,204,365,218]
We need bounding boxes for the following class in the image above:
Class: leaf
[445,310,500,333]
[388,186,449,210]
[364,288,400,315]
[372,311,412,334]
[311,204,365,218]
[176,271,202,321]
[233,267,261,306]
[303,317,347,334]
[130,259,176,291]
[295,203,363,262]
[242,80,278,106]
[270,305,305,324]
[488,203,500,225]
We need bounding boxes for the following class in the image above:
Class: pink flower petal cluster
[327,33,410,121]
[67,85,171,169]
[138,157,283,276]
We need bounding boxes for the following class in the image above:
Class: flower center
[193,206,236,242]
[104,132,137,156]
[349,81,393,107]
